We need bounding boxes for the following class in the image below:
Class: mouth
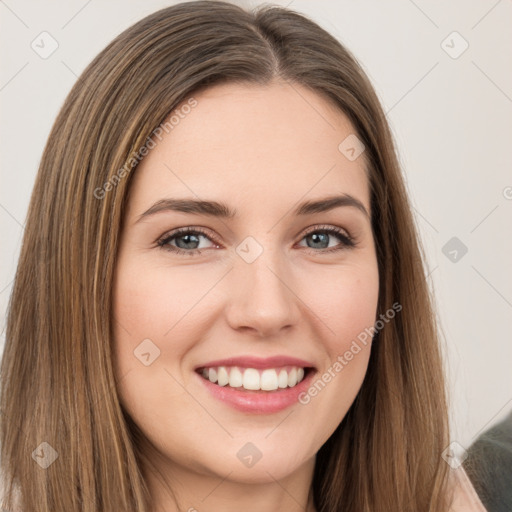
[194,356,317,413]
[195,365,314,392]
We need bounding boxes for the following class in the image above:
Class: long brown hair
[0,1,451,510]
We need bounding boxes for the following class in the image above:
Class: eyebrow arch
[135,193,370,224]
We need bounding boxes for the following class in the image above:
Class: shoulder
[447,465,488,512]
[463,411,512,511]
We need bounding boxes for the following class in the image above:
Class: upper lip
[195,355,316,370]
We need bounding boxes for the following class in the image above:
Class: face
[112,81,379,494]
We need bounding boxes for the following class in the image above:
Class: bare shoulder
[447,466,487,512]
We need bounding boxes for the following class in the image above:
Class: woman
[0,1,487,510]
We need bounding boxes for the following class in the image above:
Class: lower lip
[195,370,316,414]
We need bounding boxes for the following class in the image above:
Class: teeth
[278,369,288,388]
[242,368,260,390]
[199,365,307,391]
[229,367,243,388]
[217,366,229,386]
[261,369,278,391]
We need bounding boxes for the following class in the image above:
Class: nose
[224,243,302,338]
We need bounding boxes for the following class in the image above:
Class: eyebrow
[135,194,370,224]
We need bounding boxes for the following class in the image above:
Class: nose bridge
[225,234,300,335]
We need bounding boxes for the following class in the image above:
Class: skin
[112,80,380,512]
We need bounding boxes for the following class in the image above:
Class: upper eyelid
[302,224,351,237]
[161,226,219,244]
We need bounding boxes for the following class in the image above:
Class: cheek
[112,258,205,349]
[293,261,379,425]
[335,275,379,351]
[301,260,379,350]
[111,259,191,404]
[111,261,206,442]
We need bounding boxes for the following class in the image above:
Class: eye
[298,225,356,253]
[156,224,356,256]
[156,227,217,256]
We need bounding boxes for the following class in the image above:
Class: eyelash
[156,225,356,257]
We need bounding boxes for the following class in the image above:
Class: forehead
[127,81,370,219]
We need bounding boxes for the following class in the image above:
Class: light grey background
[1,0,511,451]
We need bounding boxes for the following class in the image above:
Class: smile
[194,356,317,413]
[197,365,308,391]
